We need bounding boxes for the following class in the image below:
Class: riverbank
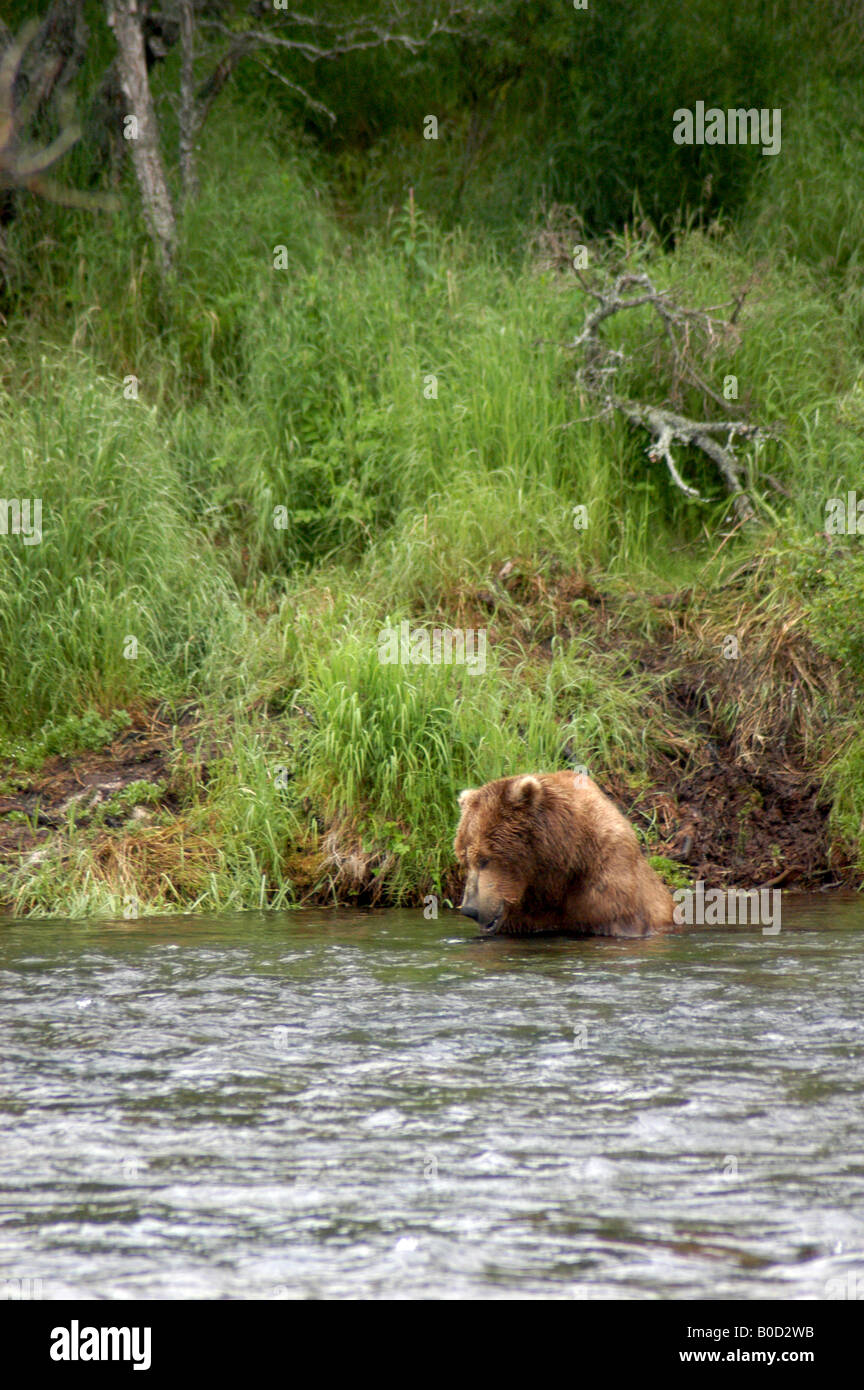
[1,541,859,916]
[2,109,864,917]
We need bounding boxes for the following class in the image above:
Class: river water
[1,897,863,1300]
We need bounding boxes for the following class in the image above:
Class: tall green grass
[0,349,249,733]
[3,87,864,910]
[262,596,665,898]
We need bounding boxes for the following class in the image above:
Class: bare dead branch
[567,268,776,522]
[194,34,254,130]
[12,119,81,177]
[250,57,336,124]
[20,172,119,211]
[0,17,119,213]
[199,4,468,65]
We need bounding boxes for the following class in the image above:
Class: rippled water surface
[2,899,864,1299]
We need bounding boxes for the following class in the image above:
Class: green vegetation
[1,2,863,916]
[0,710,132,771]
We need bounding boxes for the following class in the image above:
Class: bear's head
[454,774,577,933]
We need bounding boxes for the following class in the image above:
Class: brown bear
[454,771,674,937]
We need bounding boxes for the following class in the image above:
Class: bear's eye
[476,856,490,870]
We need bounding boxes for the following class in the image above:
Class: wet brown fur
[454,772,674,937]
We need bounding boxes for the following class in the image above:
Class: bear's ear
[458,788,478,810]
[507,775,542,808]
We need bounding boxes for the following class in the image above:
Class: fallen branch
[614,398,759,522]
[568,268,777,521]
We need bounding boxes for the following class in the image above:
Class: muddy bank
[0,703,854,915]
[1,555,859,911]
[0,708,219,908]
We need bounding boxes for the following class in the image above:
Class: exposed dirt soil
[611,756,845,891]
[450,557,857,893]
[0,706,208,875]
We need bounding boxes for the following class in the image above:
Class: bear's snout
[458,867,490,923]
[459,876,504,931]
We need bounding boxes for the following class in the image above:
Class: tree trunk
[178,0,197,206]
[109,0,175,276]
